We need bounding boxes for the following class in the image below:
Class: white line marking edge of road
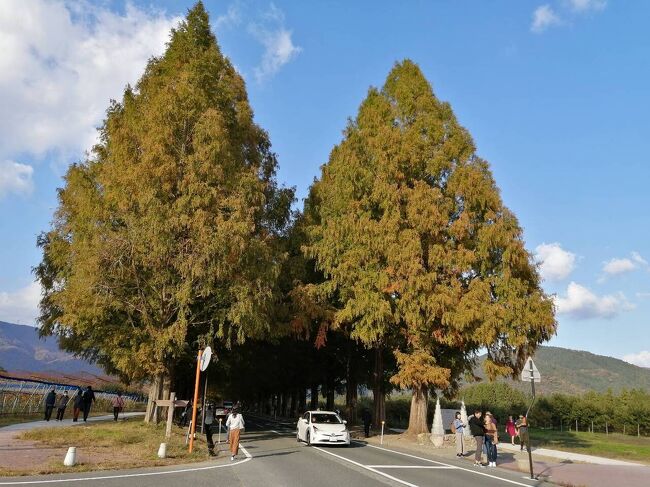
[363,443,538,487]
[367,465,456,469]
[313,446,419,487]
[0,445,252,485]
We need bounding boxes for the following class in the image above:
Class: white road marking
[312,446,419,487]
[358,443,449,465]
[364,444,539,486]
[0,444,252,485]
[367,465,456,469]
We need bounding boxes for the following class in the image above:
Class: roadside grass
[0,418,215,476]
[530,428,650,464]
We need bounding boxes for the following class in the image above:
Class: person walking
[112,392,125,421]
[505,415,517,445]
[81,386,96,422]
[225,408,245,461]
[204,404,216,456]
[44,389,56,421]
[361,408,372,438]
[468,409,486,467]
[484,412,499,467]
[516,414,530,451]
[72,389,83,422]
[453,411,466,457]
[56,390,69,421]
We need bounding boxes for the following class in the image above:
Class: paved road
[0,416,551,487]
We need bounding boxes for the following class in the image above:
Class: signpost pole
[527,359,535,480]
[201,372,208,434]
[188,349,202,453]
[165,392,176,439]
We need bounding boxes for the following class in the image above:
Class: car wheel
[296,431,302,443]
[306,430,312,446]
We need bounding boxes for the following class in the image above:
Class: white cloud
[535,242,576,281]
[0,160,33,198]
[567,0,607,12]
[0,282,42,325]
[249,3,301,82]
[215,3,242,30]
[602,258,636,275]
[631,251,648,266]
[555,282,634,320]
[622,351,650,368]
[531,5,561,33]
[0,0,180,161]
[601,252,648,278]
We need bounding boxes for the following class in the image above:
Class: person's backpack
[450,420,457,433]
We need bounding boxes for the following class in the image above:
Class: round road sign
[200,346,212,371]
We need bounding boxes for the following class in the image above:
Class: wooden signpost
[154,393,189,438]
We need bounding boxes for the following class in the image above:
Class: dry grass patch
[0,418,218,476]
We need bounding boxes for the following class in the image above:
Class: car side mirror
[343,420,347,424]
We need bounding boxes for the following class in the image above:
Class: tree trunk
[145,373,164,423]
[310,384,319,409]
[299,388,307,414]
[326,385,335,411]
[281,391,288,417]
[372,346,385,428]
[406,385,429,435]
[345,342,358,423]
[290,389,298,418]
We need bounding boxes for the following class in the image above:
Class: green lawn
[530,428,650,464]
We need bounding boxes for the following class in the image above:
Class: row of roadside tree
[35,2,557,434]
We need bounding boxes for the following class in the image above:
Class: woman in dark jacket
[72,389,83,422]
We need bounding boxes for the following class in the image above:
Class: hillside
[0,321,104,376]
[477,346,650,395]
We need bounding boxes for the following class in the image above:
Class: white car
[296,410,350,446]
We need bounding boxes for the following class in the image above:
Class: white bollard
[63,447,77,466]
[158,442,167,459]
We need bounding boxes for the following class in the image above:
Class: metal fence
[0,373,145,415]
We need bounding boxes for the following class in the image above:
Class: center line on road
[312,446,419,487]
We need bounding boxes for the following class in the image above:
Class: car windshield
[311,413,343,424]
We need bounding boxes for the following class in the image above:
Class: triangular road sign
[521,357,541,383]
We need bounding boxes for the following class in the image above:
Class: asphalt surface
[0,416,553,487]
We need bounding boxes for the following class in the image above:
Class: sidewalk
[0,412,144,433]
[384,429,650,487]
[498,441,642,467]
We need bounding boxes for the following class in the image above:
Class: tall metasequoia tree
[35,2,292,421]
[305,60,556,434]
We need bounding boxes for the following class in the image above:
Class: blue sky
[1,0,649,367]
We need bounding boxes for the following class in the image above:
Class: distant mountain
[477,346,650,395]
[0,321,104,376]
